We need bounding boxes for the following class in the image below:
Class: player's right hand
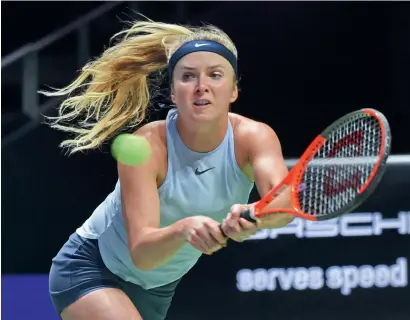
[181,216,228,255]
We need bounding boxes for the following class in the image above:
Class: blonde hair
[41,19,238,154]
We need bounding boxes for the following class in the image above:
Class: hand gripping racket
[241,108,391,223]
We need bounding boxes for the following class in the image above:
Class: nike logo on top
[194,43,210,48]
[195,167,215,175]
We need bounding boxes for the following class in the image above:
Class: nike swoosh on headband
[194,43,210,47]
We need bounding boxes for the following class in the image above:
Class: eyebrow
[180,64,225,70]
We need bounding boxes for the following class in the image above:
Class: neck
[176,115,229,153]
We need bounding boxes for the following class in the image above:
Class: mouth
[193,99,211,107]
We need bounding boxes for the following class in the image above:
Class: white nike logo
[194,43,210,48]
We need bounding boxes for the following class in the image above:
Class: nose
[195,73,209,94]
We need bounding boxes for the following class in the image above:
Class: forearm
[257,213,294,229]
[130,220,187,271]
[255,188,294,229]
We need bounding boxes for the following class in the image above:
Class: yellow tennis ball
[111,133,151,166]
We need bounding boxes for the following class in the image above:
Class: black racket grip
[240,208,258,223]
[219,224,228,238]
[219,208,257,240]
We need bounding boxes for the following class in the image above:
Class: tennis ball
[111,133,151,166]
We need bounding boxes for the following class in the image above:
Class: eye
[211,72,222,80]
[182,73,195,81]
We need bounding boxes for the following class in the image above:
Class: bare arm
[119,128,187,271]
[246,121,294,229]
[220,119,294,241]
[120,125,227,270]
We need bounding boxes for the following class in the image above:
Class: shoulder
[228,112,281,156]
[132,120,167,180]
[135,120,166,144]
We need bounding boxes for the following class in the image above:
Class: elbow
[129,232,156,271]
[283,214,295,225]
[133,262,154,271]
[131,254,155,271]
[128,232,157,271]
[278,213,295,226]
[130,239,159,271]
[279,214,295,228]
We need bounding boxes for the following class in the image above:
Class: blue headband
[168,40,238,78]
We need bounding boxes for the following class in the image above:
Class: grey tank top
[76,108,254,289]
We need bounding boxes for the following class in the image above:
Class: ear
[170,85,176,104]
[230,85,238,103]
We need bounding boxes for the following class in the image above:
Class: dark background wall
[2,2,410,319]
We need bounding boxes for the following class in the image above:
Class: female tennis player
[46,19,293,320]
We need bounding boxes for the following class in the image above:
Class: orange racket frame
[239,108,391,223]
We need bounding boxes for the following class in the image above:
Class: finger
[209,244,223,253]
[189,237,208,254]
[239,218,258,231]
[196,227,220,251]
[229,204,244,219]
[202,223,227,247]
[223,218,241,234]
[224,225,243,238]
[208,225,228,246]
[199,235,222,254]
[188,230,212,254]
[220,220,232,240]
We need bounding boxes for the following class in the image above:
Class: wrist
[175,217,191,241]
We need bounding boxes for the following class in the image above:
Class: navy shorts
[49,232,179,319]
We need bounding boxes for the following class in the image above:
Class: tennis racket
[241,108,391,223]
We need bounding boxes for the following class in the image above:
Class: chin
[190,106,220,122]
[190,113,215,123]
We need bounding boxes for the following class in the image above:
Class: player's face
[171,52,238,122]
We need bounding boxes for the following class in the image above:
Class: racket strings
[299,114,382,216]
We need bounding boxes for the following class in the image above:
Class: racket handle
[240,208,258,223]
[219,225,228,238]
[219,208,257,240]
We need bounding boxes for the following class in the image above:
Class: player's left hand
[220,204,258,242]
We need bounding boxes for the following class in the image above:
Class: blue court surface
[3,274,60,320]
